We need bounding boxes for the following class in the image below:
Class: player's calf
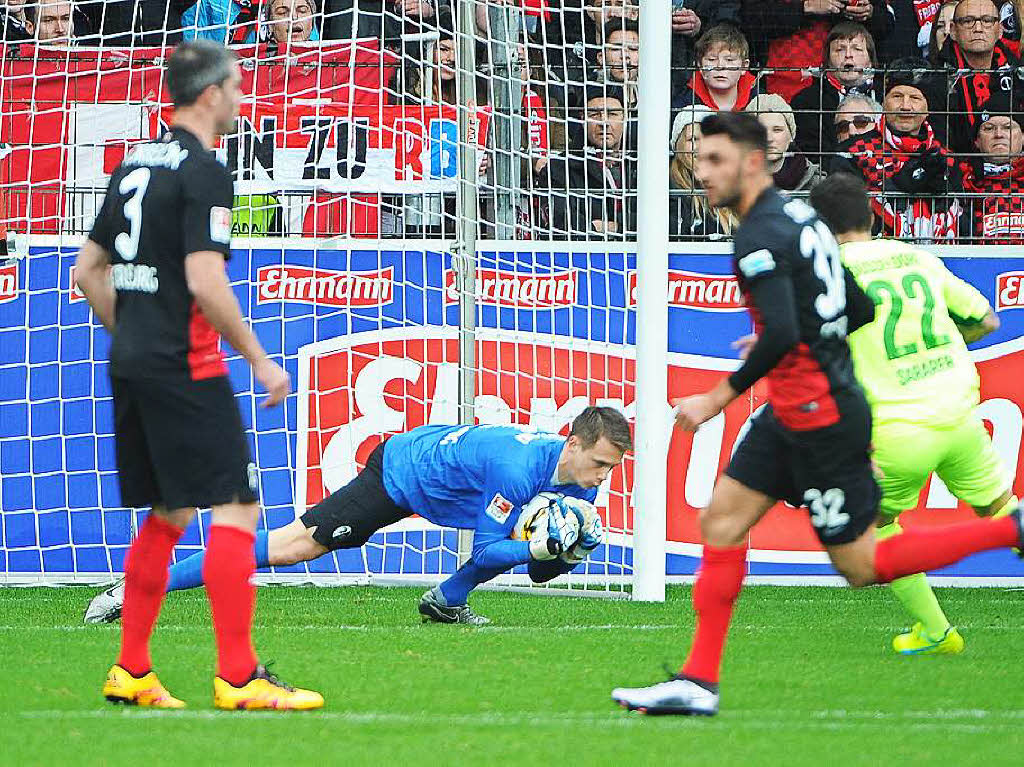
[267,519,329,566]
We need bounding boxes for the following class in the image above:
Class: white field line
[10,708,1024,733]
[2,622,1023,632]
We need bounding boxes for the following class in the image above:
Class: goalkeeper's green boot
[893,623,965,656]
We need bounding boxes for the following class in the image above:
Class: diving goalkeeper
[810,173,1013,655]
[86,406,629,626]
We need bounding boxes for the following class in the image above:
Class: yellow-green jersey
[840,239,992,427]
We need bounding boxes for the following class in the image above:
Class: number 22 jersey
[87,127,234,380]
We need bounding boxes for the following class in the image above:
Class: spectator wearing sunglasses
[791,22,883,163]
[939,0,1024,153]
[834,93,882,142]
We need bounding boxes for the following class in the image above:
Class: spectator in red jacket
[672,24,758,112]
[959,90,1024,241]
[742,0,892,102]
[942,0,1024,153]
[830,59,962,241]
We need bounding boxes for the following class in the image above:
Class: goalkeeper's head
[166,41,242,140]
[809,173,874,243]
[559,406,633,490]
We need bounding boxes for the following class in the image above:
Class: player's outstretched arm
[75,239,115,332]
[184,251,290,406]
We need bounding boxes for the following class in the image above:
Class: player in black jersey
[76,40,322,711]
[612,113,1024,716]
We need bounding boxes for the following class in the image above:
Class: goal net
[0,1,656,594]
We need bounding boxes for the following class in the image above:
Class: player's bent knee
[698,505,748,548]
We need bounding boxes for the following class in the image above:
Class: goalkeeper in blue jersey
[86,406,631,626]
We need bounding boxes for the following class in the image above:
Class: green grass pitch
[1,585,1022,766]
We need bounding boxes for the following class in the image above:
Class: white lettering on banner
[443,269,577,307]
[627,270,744,311]
[257,266,394,307]
[111,263,158,294]
[0,264,17,303]
[983,212,1024,239]
[996,271,1024,310]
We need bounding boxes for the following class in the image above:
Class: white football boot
[611,676,719,716]
[84,579,125,624]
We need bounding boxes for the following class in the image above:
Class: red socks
[874,515,1018,584]
[118,515,183,677]
[203,525,259,687]
[680,544,747,685]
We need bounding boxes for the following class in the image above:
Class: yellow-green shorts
[873,414,1010,519]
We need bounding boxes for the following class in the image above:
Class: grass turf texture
[1,585,1022,766]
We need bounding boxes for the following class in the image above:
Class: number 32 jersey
[88,127,234,380]
[732,188,868,431]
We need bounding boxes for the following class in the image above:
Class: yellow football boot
[892,623,965,656]
[103,664,185,708]
[214,664,324,711]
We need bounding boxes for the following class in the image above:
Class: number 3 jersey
[840,239,992,428]
[730,187,873,431]
[87,127,234,380]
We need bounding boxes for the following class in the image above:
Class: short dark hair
[603,17,640,45]
[569,406,633,453]
[165,40,237,108]
[824,21,877,68]
[810,173,874,235]
[699,111,768,154]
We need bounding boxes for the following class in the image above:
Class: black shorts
[300,442,410,550]
[112,374,257,510]
[724,388,880,546]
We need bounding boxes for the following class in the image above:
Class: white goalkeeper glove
[558,498,604,564]
[528,499,580,560]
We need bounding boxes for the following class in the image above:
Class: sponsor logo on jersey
[257,266,394,306]
[485,493,515,524]
[737,249,776,278]
[983,212,1024,239]
[0,262,18,304]
[209,206,232,244]
[627,270,744,311]
[443,268,577,308]
[996,271,1024,310]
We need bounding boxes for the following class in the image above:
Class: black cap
[884,57,942,112]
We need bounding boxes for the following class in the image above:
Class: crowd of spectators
[2,0,1024,242]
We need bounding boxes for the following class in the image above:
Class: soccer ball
[512,491,563,541]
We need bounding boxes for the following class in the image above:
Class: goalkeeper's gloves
[528,500,580,560]
[558,498,605,564]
